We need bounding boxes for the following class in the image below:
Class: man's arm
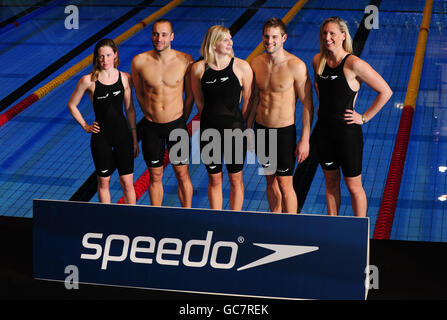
[245,59,260,129]
[183,55,195,122]
[246,82,259,129]
[131,56,145,111]
[293,59,314,163]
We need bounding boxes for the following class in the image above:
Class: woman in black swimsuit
[191,25,253,210]
[313,17,392,217]
[68,39,139,204]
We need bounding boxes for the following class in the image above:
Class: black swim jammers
[254,122,297,176]
[140,117,189,168]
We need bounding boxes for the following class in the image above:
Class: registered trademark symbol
[237,236,245,243]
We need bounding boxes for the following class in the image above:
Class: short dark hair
[153,18,173,33]
[263,17,286,35]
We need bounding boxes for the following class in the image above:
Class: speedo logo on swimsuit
[173,158,188,165]
[319,75,338,80]
[97,93,109,99]
[113,90,121,96]
[205,77,229,84]
[261,162,270,168]
[80,230,319,271]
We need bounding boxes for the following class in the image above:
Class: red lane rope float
[117,113,201,204]
[373,106,414,239]
[0,93,39,126]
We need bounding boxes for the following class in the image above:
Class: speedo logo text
[80,231,318,271]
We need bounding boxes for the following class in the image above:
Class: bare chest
[255,63,293,92]
[142,61,186,89]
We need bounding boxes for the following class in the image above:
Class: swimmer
[191,25,253,210]
[68,38,138,204]
[312,17,392,217]
[131,19,194,207]
[248,18,314,214]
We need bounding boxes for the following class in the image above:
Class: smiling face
[97,46,117,71]
[320,22,346,53]
[152,21,174,52]
[262,26,286,54]
[213,31,233,55]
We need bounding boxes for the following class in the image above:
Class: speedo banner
[33,199,369,300]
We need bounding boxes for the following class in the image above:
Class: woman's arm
[345,56,393,125]
[67,75,100,133]
[190,61,205,115]
[236,58,253,122]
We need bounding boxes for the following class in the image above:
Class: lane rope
[373,0,433,239]
[0,0,184,127]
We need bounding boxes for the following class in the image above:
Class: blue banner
[33,199,369,300]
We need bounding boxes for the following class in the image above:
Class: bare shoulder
[73,74,94,95]
[191,59,205,76]
[131,51,148,68]
[345,54,383,85]
[121,71,131,79]
[312,53,321,67]
[249,53,265,70]
[80,74,92,83]
[175,50,194,65]
[286,52,307,73]
[79,74,93,87]
[234,57,252,72]
[131,52,143,63]
[121,71,132,86]
[192,59,205,70]
[254,53,266,63]
[345,54,367,71]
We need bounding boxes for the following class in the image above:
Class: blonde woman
[312,17,392,217]
[191,25,253,210]
[68,39,138,204]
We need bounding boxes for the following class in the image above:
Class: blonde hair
[317,17,353,75]
[91,38,120,82]
[200,25,234,66]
